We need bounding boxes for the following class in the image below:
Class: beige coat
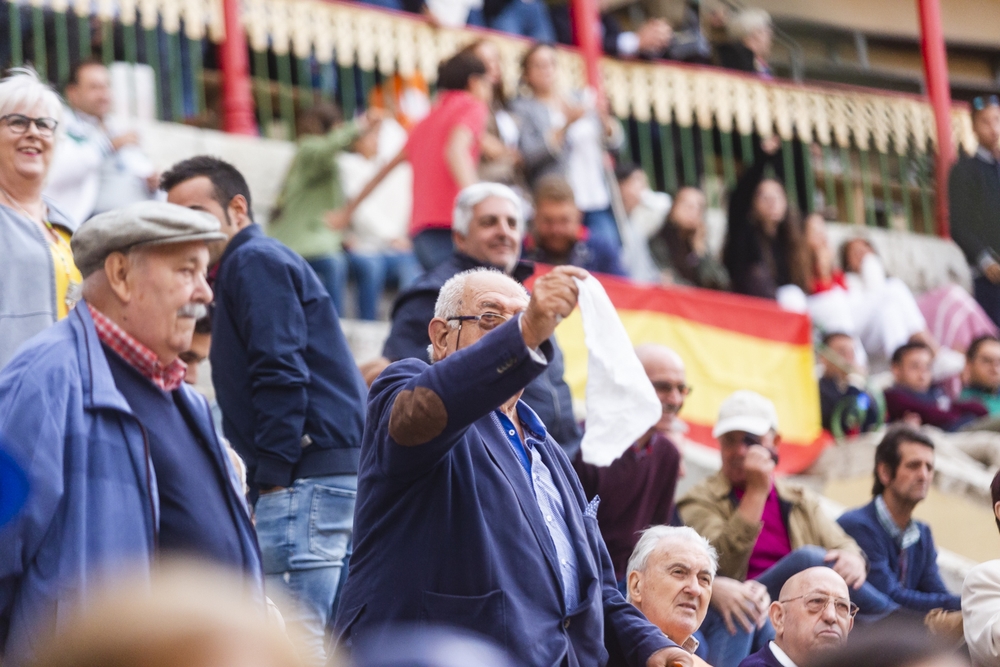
[963,559,1000,667]
[676,471,864,581]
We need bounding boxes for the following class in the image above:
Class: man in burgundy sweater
[884,342,987,431]
[573,344,685,582]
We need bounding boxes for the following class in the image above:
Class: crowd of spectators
[1,27,1000,667]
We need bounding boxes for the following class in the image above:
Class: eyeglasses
[447,312,510,349]
[973,95,1000,112]
[651,381,691,396]
[0,114,59,137]
[779,594,859,620]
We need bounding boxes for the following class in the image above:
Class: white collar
[769,641,799,667]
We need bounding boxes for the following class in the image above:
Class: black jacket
[949,150,1000,267]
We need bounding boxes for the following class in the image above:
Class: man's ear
[103,251,133,303]
[428,318,452,362]
[876,462,893,489]
[627,571,642,605]
[768,600,784,637]
[993,500,1000,524]
[228,194,251,228]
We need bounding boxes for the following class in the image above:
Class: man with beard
[163,157,367,665]
[0,202,261,665]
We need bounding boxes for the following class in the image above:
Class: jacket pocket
[420,589,507,649]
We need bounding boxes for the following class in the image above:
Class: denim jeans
[254,474,357,665]
[347,250,421,320]
[307,254,349,317]
[412,229,455,271]
[753,546,899,621]
[582,208,622,249]
[488,0,556,42]
[694,607,774,667]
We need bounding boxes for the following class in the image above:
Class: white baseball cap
[712,390,779,438]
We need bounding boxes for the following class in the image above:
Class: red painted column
[569,0,603,96]
[917,0,953,238]
[219,0,258,135]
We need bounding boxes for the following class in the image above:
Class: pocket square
[584,495,601,518]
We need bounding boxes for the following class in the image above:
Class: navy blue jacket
[837,499,960,612]
[524,237,628,278]
[738,644,783,667]
[382,252,583,456]
[337,318,673,667]
[211,224,366,490]
[0,304,261,665]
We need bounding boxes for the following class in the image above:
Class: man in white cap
[677,391,898,630]
[0,201,262,666]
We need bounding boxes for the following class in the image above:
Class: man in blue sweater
[164,157,367,665]
[837,428,962,624]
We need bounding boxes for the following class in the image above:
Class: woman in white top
[510,44,624,248]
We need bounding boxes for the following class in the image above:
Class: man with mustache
[0,201,262,665]
[163,157,367,665]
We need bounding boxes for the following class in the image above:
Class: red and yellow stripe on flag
[546,271,828,473]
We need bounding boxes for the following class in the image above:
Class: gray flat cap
[72,201,227,277]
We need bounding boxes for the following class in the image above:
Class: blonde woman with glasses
[0,68,80,368]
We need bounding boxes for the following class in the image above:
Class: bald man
[573,344,685,582]
[738,567,854,667]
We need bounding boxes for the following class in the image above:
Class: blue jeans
[254,474,357,665]
[583,208,622,249]
[307,254,348,317]
[347,250,421,321]
[695,608,774,667]
[753,546,898,621]
[488,0,556,42]
[412,229,454,272]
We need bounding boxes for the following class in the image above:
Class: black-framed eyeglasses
[973,95,1000,112]
[0,113,59,137]
[651,381,691,397]
[779,594,858,620]
[447,312,510,348]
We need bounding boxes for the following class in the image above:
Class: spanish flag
[550,272,827,473]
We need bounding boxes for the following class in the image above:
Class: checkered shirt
[88,302,187,392]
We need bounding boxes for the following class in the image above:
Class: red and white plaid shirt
[88,303,187,392]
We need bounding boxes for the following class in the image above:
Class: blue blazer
[336,317,672,667]
[0,304,261,665]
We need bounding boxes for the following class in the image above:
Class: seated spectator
[481,0,556,42]
[335,51,493,272]
[961,335,1000,415]
[573,344,685,581]
[677,391,897,620]
[837,429,963,623]
[738,567,854,667]
[884,342,987,431]
[716,9,773,78]
[962,468,1000,667]
[615,526,717,665]
[269,103,381,314]
[722,137,811,302]
[372,182,584,457]
[818,332,881,437]
[511,44,624,248]
[650,185,730,291]
[337,117,420,320]
[810,619,967,667]
[524,175,626,276]
[612,161,662,283]
[179,315,212,387]
[550,3,674,59]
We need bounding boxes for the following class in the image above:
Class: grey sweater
[0,200,76,369]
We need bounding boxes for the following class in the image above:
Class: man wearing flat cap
[0,201,262,666]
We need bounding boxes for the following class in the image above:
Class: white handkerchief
[574,276,661,466]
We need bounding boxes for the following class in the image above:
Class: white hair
[625,526,718,603]
[427,267,529,361]
[452,182,525,236]
[0,67,63,123]
[727,8,772,41]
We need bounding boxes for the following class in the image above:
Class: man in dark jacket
[949,95,1000,326]
[164,158,366,665]
[336,265,690,667]
[379,182,584,456]
[0,202,262,666]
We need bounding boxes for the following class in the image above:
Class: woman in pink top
[332,51,492,271]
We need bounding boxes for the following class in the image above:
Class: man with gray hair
[613,526,717,666]
[374,181,584,456]
[0,201,262,665]
[337,264,692,667]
